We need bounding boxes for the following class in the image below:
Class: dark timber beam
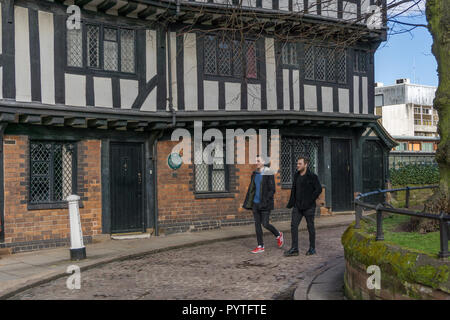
[87,119,107,128]
[19,114,41,124]
[42,116,64,126]
[127,121,148,130]
[97,0,117,12]
[75,0,93,8]
[108,120,127,129]
[195,14,214,24]
[0,113,15,123]
[148,122,168,130]
[138,6,157,19]
[286,120,298,126]
[65,117,86,127]
[337,122,351,127]
[325,121,339,127]
[351,122,364,127]
[118,2,138,16]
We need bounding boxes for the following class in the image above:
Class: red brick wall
[156,139,293,233]
[2,136,102,250]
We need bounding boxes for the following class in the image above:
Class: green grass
[365,214,445,257]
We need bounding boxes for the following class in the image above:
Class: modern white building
[375,79,439,167]
[375,79,438,138]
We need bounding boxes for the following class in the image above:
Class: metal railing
[354,185,449,259]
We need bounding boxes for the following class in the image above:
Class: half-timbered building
[0,0,396,253]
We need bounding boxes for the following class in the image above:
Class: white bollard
[67,194,86,260]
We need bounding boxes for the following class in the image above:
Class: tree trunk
[408,0,450,233]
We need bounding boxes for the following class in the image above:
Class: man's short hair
[297,155,310,165]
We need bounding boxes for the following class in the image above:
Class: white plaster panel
[146,30,157,82]
[265,38,277,110]
[362,76,369,114]
[322,86,333,112]
[339,88,350,113]
[94,77,113,108]
[353,75,360,113]
[184,33,198,111]
[141,87,157,112]
[343,1,357,20]
[65,74,86,107]
[292,0,305,12]
[283,69,290,110]
[15,6,31,102]
[225,82,241,111]
[120,79,139,109]
[204,80,219,110]
[293,70,300,110]
[248,83,261,111]
[304,85,317,111]
[38,11,55,105]
[279,0,289,10]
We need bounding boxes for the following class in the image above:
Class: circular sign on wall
[168,152,183,170]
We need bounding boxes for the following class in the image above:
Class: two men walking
[243,155,321,256]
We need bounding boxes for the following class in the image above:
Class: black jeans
[252,202,280,246]
[290,206,316,250]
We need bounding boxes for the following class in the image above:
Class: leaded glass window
[195,143,228,193]
[30,141,77,204]
[203,35,257,79]
[304,45,315,80]
[66,23,135,74]
[67,28,83,67]
[281,42,298,67]
[87,25,100,68]
[120,29,135,73]
[304,45,347,84]
[337,49,347,83]
[104,28,118,71]
[281,137,320,186]
[354,50,368,73]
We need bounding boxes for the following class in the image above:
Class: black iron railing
[354,185,449,259]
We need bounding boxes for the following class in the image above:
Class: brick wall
[1,136,102,253]
[157,139,295,234]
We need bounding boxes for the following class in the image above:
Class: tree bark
[425,0,450,213]
[408,0,450,233]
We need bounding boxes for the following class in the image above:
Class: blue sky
[375,14,438,87]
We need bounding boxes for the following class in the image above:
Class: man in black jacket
[243,156,284,253]
[284,156,322,256]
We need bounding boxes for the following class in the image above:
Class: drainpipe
[166,27,176,128]
[148,130,164,236]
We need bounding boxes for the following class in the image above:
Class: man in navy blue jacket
[284,156,322,256]
[243,156,284,253]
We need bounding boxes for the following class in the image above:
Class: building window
[29,141,77,204]
[204,35,257,79]
[304,45,347,84]
[422,142,434,152]
[281,42,298,67]
[194,144,228,193]
[280,137,320,187]
[66,24,136,74]
[354,50,368,73]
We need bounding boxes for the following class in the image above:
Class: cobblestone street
[10,226,347,300]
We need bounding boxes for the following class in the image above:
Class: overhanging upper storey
[51,0,387,42]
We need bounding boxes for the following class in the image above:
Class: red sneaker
[277,232,284,248]
[251,246,265,254]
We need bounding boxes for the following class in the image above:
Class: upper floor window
[204,35,257,79]
[304,46,347,84]
[354,50,368,73]
[281,42,298,67]
[66,24,135,74]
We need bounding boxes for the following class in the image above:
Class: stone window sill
[194,193,235,199]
